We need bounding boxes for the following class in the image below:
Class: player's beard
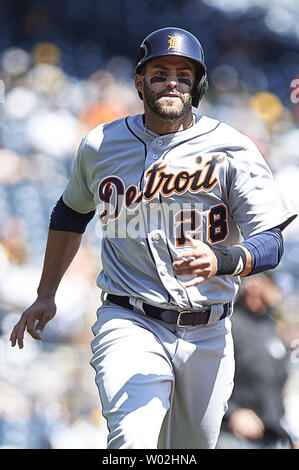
[143,82,192,120]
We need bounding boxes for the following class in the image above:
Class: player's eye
[152,70,165,76]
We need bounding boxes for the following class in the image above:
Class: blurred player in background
[217,274,299,449]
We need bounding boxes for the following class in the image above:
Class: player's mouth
[160,92,181,97]
[158,92,182,101]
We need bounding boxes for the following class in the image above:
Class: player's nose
[166,77,179,88]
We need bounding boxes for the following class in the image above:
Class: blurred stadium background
[0,0,299,449]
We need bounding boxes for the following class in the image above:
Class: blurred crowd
[0,0,299,449]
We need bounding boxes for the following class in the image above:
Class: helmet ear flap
[192,74,208,107]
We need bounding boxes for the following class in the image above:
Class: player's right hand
[9,297,57,349]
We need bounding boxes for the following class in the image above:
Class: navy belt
[106,294,230,327]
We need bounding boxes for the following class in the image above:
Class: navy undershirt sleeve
[49,196,95,233]
[212,227,284,276]
[241,227,284,275]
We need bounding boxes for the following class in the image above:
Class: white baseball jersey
[63,114,295,310]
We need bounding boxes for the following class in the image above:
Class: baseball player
[10,27,297,449]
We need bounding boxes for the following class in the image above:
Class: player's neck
[143,111,195,135]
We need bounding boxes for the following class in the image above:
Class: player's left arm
[172,226,283,287]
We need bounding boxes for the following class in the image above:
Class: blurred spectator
[217,274,299,449]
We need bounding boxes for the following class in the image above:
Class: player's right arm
[10,229,83,349]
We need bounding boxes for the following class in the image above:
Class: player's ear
[135,73,144,95]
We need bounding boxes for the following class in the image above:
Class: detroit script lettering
[98,154,225,223]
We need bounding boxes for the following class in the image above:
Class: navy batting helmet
[135,27,208,107]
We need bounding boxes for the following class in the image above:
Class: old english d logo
[168,35,181,51]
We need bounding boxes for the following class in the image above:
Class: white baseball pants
[90,300,235,449]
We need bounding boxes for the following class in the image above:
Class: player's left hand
[172,234,218,287]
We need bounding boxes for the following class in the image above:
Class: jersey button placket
[148,139,164,163]
[148,231,188,309]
